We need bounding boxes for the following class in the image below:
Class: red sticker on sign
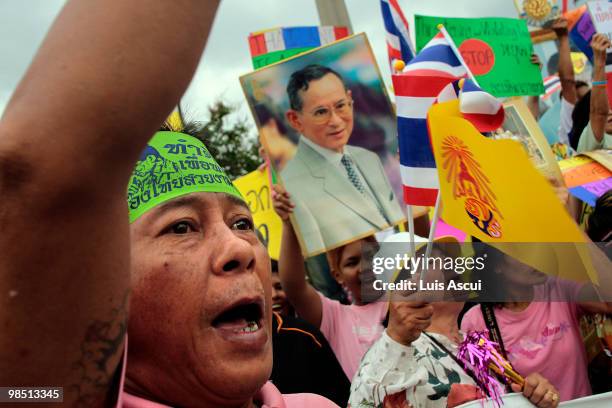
[459,39,495,76]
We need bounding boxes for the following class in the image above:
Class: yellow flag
[234,167,282,260]
[165,108,184,132]
[428,100,596,283]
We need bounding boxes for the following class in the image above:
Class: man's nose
[328,109,344,126]
[210,226,256,276]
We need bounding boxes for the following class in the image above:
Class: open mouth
[272,303,283,311]
[212,299,264,335]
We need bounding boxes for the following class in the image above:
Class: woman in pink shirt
[273,184,388,380]
[461,245,612,402]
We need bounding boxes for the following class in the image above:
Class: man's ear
[286,110,303,132]
[347,89,352,100]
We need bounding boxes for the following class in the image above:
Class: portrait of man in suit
[281,64,405,256]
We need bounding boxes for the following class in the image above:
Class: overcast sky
[0,0,518,125]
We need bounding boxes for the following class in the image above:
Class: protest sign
[559,151,612,206]
[588,0,612,39]
[234,167,282,260]
[570,8,595,60]
[248,26,349,69]
[588,1,612,106]
[415,15,544,97]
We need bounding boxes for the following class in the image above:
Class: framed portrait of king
[240,33,406,257]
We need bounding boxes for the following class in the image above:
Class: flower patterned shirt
[349,330,490,408]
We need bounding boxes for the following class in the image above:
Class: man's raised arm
[0,0,219,405]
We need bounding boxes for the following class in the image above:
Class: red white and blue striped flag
[380,0,415,67]
[436,78,504,131]
[455,78,504,132]
[542,74,561,100]
[392,32,467,206]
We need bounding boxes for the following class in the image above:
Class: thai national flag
[436,79,504,133]
[380,0,415,67]
[457,79,504,132]
[542,74,561,100]
[392,32,467,206]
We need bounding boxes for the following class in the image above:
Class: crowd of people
[0,1,610,408]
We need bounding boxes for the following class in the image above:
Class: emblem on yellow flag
[440,135,503,238]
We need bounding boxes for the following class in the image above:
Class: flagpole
[406,205,416,257]
[437,24,481,87]
[424,192,441,261]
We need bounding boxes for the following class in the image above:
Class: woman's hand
[271,184,295,223]
[511,372,560,408]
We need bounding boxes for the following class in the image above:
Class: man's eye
[167,221,195,235]
[314,109,329,117]
[232,218,254,231]
[336,101,346,109]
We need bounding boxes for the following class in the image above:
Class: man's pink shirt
[115,338,339,407]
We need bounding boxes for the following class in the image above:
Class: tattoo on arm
[70,291,129,407]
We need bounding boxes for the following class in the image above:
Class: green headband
[127,131,243,223]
